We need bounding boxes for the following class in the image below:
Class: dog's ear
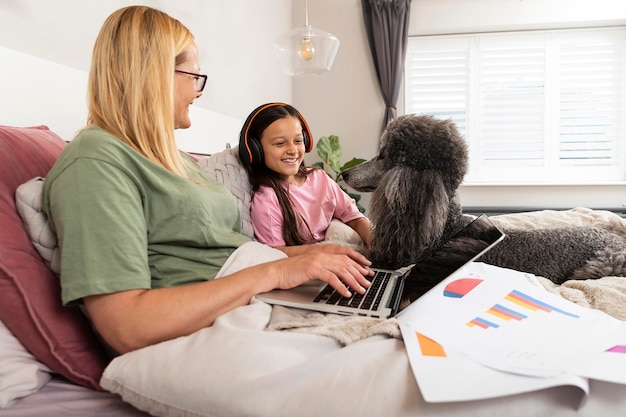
[369,166,449,266]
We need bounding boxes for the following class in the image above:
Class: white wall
[0,0,292,152]
[0,47,88,141]
[2,0,626,208]
[292,0,383,213]
[410,0,626,35]
[300,0,626,210]
[0,46,244,153]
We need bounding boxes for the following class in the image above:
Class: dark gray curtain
[361,0,412,132]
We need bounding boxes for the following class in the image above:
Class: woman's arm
[84,248,373,354]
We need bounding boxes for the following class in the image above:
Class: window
[404,27,626,184]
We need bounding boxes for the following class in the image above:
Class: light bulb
[298,36,315,61]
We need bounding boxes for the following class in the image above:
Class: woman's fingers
[271,250,374,299]
[309,254,373,297]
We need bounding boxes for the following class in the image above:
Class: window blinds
[404,27,626,184]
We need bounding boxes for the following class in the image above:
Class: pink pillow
[0,125,108,390]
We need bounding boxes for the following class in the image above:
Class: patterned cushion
[199,146,255,239]
[15,176,60,274]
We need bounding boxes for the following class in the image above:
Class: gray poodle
[342,114,626,302]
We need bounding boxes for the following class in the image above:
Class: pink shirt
[251,169,364,247]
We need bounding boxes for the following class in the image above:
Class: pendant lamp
[274,0,341,77]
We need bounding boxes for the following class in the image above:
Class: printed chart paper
[398,262,626,404]
[401,263,621,377]
[398,321,589,403]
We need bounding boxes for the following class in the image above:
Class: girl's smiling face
[260,115,306,184]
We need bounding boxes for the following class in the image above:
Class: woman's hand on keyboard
[265,247,374,298]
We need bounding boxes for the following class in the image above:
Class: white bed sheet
[99,298,626,417]
[2,377,150,417]
[6,328,626,417]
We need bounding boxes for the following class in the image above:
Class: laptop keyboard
[313,270,392,311]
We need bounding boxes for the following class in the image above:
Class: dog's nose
[341,169,350,181]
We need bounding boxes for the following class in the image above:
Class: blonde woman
[42,6,372,355]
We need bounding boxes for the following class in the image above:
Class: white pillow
[14,176,60,274]
[0,320,52,408]
[100,299,420,417]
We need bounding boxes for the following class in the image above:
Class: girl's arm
[250,186,287,246]
[346,217,372,249]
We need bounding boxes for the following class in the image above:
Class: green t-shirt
[42,126,251,306]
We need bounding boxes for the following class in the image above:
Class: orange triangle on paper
[416,332,446,357]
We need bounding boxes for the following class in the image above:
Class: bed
[2,123,626,417]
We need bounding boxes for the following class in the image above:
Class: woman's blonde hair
[87,6,195,177]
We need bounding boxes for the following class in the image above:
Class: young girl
[239,102,371,249]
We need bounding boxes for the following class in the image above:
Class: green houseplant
[312,135,367,213]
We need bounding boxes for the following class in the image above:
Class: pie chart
[443,277,483,298]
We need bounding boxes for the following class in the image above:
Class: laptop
[256,214,505,319]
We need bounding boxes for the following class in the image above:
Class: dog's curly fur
[342,114,626,302]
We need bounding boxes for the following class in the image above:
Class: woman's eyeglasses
[175,70,207,92]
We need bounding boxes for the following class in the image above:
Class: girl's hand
[280,243,371,265]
